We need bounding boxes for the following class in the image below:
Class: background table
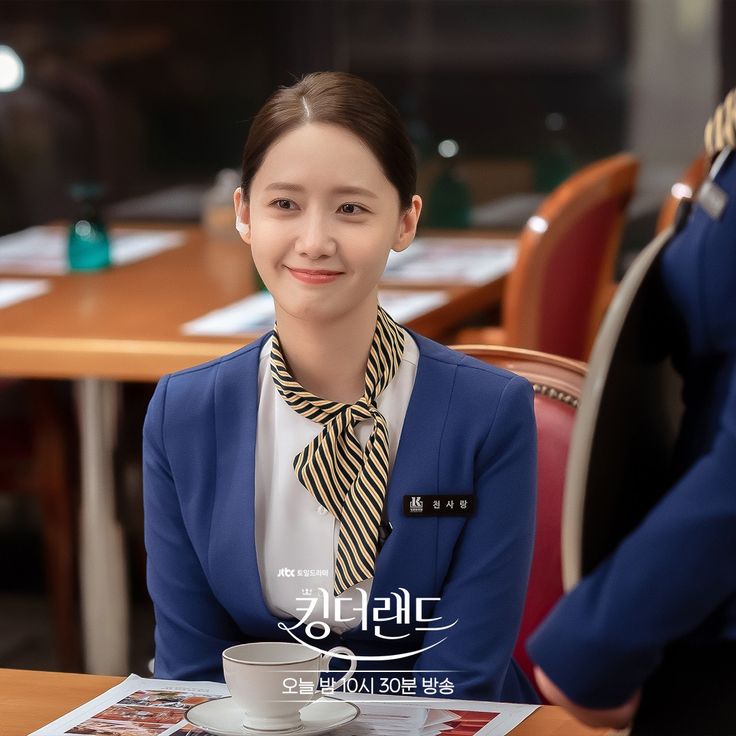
[0,669,608,736]
[0,226,514,675]
[0,225,513,379]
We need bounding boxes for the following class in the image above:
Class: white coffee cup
[222,642,357,731]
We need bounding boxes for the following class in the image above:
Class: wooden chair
[451,344,586,696]
[656,152,708,234]
[0,381,81,671]
[456,154,639,361]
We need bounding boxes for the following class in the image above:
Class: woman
[144,71,537,703]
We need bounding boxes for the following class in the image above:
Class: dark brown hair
[240,71,416,210]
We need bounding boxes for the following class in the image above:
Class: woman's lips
[286,267,343,284]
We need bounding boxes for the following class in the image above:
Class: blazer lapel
[370,332,458,602]
[209,334,282,635]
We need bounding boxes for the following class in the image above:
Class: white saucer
[185,696,360,736]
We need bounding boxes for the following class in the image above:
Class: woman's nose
[295,212,337,259]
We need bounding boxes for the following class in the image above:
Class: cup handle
[316,646,356,696]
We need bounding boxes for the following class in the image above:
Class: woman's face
[235,122,421,325]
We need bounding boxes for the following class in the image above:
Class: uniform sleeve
[414,375,538,702]
[143,375,242,681]
[527,372,736,709]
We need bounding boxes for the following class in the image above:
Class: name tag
[697,179,728,220]
[403,494,475,517]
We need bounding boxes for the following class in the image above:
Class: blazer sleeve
[527,371,736,709]
[413,374,537,702]
[143,375,242,681]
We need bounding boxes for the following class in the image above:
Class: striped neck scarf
[705,88,736,157]
[270,306,404,596]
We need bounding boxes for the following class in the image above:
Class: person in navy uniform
[528,92,736,734]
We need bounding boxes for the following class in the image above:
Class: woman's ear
[393,195,422,253]
[233,186,251,243]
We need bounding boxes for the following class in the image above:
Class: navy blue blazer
[143,330,538,703]
[527,150,736,709]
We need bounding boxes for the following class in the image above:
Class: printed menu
[30,675,537,736]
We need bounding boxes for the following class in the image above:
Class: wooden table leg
[77,378,129,674]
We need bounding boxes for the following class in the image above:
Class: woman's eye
[339,203,365,215]
[272,199,294,210]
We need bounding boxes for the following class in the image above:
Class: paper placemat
[181,290,449,336]
[0,278,50,309]
[383,238,517,285]
[0,227,185,275]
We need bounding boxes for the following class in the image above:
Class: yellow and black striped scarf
[270,306,404,596]
[705,88,736,157]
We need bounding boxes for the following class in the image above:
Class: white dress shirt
[254,329,418,634]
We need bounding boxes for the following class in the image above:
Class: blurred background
[0,0,732,675]
[0,0,731,239]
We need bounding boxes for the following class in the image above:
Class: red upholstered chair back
[504,154,638,361]
[451,345,586,697]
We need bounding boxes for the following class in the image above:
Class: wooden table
[0,226,514,676]
[0,226,511,380]
[0,669,606,736]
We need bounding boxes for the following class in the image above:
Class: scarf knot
[270,306,404,596]
[347,397,378,424]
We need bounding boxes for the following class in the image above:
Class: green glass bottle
[68,183,111,271]
[427,166,472,229]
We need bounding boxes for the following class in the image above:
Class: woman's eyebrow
[264,182,303,192]
[264,182,379,199]
[332,186,379,199]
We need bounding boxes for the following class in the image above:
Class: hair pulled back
[240,71,416,211]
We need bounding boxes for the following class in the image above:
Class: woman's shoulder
[168,333,269,384]
[151,333,269,418]
[411,330,531,391]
